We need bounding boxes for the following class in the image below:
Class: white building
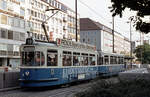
[80,18,130,55]
[0,0,26,67]
[0,0,80,67]
[25,0,80,41]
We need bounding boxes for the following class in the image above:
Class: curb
[0,87,20,92]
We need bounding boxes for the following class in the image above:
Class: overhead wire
[78,0,111,24]
[78,0,129,34]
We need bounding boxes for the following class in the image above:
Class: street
[0,77,118,97]
[0,81,91,97]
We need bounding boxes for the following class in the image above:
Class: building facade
[0,0,26,67]
[0,0,80,68]
[25,0,80,41]
[80,18,130,55]
[67,8,80,41]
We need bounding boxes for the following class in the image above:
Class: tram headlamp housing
[26,38,34,45]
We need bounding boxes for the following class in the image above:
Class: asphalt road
[0,77,118,97]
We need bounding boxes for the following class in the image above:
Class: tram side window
[110,56,113,64]
[113,56,117,64]
[35,52,45,66]
[89,54,96,66]
[104,56,109,65]
[63,51,72,66]
[47,50,57,66]
[121,57,124,64]
[81,53,88,66]
[73,52,80,66]
[35,52,40,66]
[118,57,121,64]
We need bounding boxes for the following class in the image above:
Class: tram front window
[22,52,35,66]
[22,52,45,66]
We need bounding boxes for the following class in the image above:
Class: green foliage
[76,79,150,97]
[110,0,150,33]
[134,43,150,64]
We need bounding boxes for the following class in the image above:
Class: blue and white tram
[20,38,99,87]
[97,52,125,76]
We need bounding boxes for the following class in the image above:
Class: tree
[134,43,150,64]
[110,0,150,34]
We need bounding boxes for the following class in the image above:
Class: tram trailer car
[19,38,125,87]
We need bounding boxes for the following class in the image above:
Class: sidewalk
[0,87,20,92]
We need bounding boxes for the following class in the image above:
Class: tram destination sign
[56,39,96,51]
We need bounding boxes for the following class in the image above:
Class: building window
[41,14,43,19]
[35,1,37,6]
[1,0,7,10]
[38,12,40,18]
[14,18,20,27]
[35,11,37,17]
[26,21,30,27]
[51,0,54,6]
[20,20,25,28]
[8,30,13,39]
[49,0,51,4]
[38,2,40,8]
[31,10,34,16]
[83,38,85,42]
[13,31,20,40]
[1,14,7,24]
[8,17,14,26]
[20,33,25,41]
[1,28,7,39]
[20,0,25,3]
[41,3,43,9]
[20,8,25,16]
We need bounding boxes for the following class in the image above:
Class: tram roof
[35,40,57,47]
[24,38,96,52]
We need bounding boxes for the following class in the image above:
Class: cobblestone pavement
[0,77,118,97]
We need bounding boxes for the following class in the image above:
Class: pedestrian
[8,64,12,71]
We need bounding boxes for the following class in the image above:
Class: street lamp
[42,8,60,42]
[127,20,132,68]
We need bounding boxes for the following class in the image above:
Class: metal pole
[75,0,78,42]
[130,21,132,68]
[140,32,142,64]
[112,16,115,53]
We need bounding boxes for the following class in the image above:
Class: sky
[59,0,149,41]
